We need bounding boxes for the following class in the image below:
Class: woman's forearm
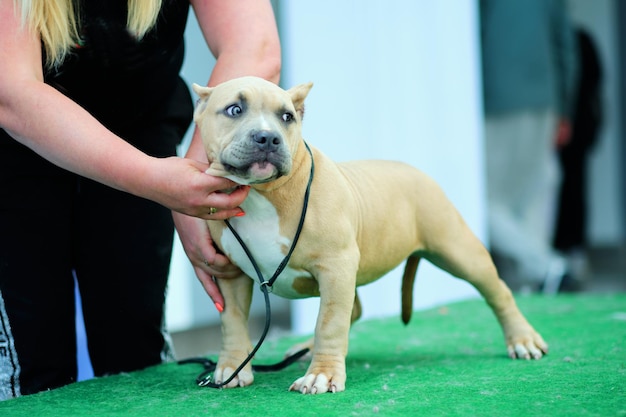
[1,79,248,218]
[2,80,157,196]
[185,0,281,162]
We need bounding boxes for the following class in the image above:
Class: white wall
[280,1,485,334]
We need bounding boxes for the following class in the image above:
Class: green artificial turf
[1,294,624,416]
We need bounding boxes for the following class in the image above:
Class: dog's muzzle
[221,130,291,183]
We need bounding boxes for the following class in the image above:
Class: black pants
[0,80,193,398]
[554,144,588,251]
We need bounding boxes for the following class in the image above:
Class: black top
[44,0,190,131]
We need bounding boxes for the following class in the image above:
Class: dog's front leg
[214,274,255,388]
[289,259,358,394]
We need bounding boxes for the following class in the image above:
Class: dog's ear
[192,83,214,121]
[287,82,313,119]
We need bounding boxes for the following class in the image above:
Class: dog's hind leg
[422,209,548,360]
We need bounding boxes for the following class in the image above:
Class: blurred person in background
[553,27,604,290]
[479,0,578,294]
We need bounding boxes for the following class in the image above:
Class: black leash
[179,141,315,388]
[179,347,311,387]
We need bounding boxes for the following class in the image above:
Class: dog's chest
[220,190,314,299]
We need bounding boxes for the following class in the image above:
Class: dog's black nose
[252,130,282,152]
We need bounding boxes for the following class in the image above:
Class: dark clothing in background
[554,28,603,251]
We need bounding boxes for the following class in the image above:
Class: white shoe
[542,257,567,295]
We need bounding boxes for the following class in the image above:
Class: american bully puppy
[192,76,548,394]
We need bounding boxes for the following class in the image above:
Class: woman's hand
[144,155,250,312]
[153,156,249,312]
[145,156,249,219]
[172,212,245,312]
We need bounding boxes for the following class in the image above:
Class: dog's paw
[214,364,253,388]
[505,325,549,360]
[285,337,314,361]
[288,358,346,394]
[214,353,254,388]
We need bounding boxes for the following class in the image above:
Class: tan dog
[192,76,548,394]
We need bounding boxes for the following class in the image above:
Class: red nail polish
[215,302,224,313]
[235,211,246,217]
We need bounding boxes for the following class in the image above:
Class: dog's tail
[401,254,421,325]
[402,255,421,324]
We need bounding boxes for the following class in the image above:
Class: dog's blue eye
[282,112,294,122]
[225,104,243,117]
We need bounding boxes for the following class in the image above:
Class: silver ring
[208,207,218,215]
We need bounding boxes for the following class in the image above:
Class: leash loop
[259,280,273,293]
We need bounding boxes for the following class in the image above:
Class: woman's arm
[186,0,281,161]
[0,0,247,219]
[173,0,281,309]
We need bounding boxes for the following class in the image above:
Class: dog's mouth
[222,157,289,184]
[249,161,277,178]
[217,133,292,184]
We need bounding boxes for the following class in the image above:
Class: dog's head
[193,77,313,185]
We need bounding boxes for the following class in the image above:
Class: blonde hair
[16,0,163,68]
